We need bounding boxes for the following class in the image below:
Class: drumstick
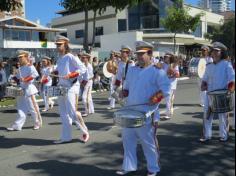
[49,74,64,78]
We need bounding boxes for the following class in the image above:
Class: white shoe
[41,109,49,112]
[116,170,134,175]
[81,133,90,143]
[162,116,171,120]
[82,113,88,117]
[107,106,114,110]
[147,172,158,176]
[33,123,41,130]
[7,127,21,131]
[199,137,211,143]
[50,101,54,109]
[53,140,72,144]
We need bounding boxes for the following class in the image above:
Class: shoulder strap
[124,61,129,81]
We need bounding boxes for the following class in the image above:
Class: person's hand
[228,81,235,92]
[150,91,163,105]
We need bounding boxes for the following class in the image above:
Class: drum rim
[207,89,230,95]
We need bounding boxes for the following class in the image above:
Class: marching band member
[200,42,235,143]
[162,53,180,119]
[80,52,95,117]
[40,56,54,112]
[7,50,42,131]
[114,45,135,90]
[53,35,89,144]
[198,46,213,107]
[116,41,170,176]
[107,51,118,110]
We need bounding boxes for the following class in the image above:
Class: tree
[205,17,235,58]
[0,0,22,12]
[161,0,203,54]
[60,0,151,52]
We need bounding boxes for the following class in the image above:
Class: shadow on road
[18,160,116,176]
[0,136,54,148]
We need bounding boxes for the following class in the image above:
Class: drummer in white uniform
[200,42,235,143]
[116,41,170,176]
[114,45,135,89]
[80,52,95,117]
[161,53,180,119]
[7,50,42,131]
[53,35,89,144]
[198,45,213,107]
[40,56,54,112]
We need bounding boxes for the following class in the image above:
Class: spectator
[0,62,7,101]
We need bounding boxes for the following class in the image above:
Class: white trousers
[165,89,176,116]
[198,78,206,106]
[58,90,88,141]
[12,95,41,130]
[121,123,160,173]
[202,95,229,139]
[82,80,94,114]
[109,81,116,108]
[42,86,53,110]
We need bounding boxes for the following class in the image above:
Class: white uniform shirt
[163,63,179,90]
[56,53,86,88]
[81,63,94,81]
[116,60,135,83]
[17,65,39,96]
[203,60,235,92]
[124,65,171,117]
[41,67,52,86]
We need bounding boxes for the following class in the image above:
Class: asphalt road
[0,78,235,176]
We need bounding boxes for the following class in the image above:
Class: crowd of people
[0,34,235,176]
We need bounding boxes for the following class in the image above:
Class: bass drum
[96,62,111,90]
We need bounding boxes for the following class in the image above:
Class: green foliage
[161,0,203,34]
[0,0,22,12]
[205,17,235,56]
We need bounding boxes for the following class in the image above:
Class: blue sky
[25,0,235,26]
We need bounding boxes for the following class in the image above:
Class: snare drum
[113,109,146,128]
[208,89,234,113]
[47,86,68,97]
[5,86,24,97]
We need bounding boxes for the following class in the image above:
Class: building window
[32,31,39,41]
[118,19,127,32]
[193,24,202,38]
[60,32,67,37]
[75,30,84,38]
[5,29,31,41]
[95,27,103,36]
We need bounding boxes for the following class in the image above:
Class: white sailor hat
[121,45,132,52]
[81,52,92,58]
[17,50,30,58]
[42,56,52,61]
[164,52,174,57]
[55,35,70,44]
[135,41,154,53]
[201,45,210,51]
[212,42,228,51]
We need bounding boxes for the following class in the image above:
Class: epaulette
[154,63,163,69]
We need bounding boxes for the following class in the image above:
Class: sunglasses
[56,43,63,46]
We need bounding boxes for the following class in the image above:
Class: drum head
[198,59,207,78]
[103,62,114,78]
